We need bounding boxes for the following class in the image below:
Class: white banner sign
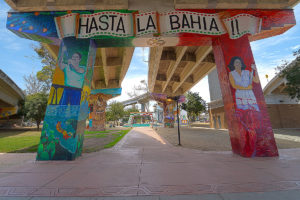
[55,11,261,40]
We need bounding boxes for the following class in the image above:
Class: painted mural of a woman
[228,56,261,157]
[58,43,86,105]
[228,56,260,111]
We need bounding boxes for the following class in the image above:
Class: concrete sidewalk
[0,127,300,199]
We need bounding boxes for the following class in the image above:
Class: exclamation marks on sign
[230,19,240,36]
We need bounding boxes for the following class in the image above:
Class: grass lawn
[0,128,131,153]
[0,130,41,153]
[83,129,131,152]
[104,130,130,148]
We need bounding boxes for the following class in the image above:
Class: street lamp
[175,97,181,146]
[169,96,181,146]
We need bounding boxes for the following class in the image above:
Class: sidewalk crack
[138,148,144,189]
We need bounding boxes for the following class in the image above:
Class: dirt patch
[155,127,232,151]
[83,133,117,152]
[83,129,130,152]
[155,127,300,151]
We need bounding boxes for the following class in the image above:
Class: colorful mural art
[91,88,122,96]
[127,112,154,127]
[163,102,175,128]
[213,34,278,157]
[6,7,296,159]
[36,38,96,160]
[6,10,296,47]
[179,110,189,125]
[0,106,18,118]
[88,88,122,131]
[151,93,186,128]
[88,93,107,131]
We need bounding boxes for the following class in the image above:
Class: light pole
[168,96,181,146]
[175,97,181,146]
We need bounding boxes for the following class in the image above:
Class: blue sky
[0,1,299,103]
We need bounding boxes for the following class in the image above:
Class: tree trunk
[37,121,40,131]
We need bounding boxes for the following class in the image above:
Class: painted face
[71,53,81,65]
[234,59,242,70]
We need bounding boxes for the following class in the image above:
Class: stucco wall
[210,104,300,129]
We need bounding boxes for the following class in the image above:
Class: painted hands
[78,68,85,73]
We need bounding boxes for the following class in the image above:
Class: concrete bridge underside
[4,0,300,159]
[0,70,24,119]
[5,0,299,11]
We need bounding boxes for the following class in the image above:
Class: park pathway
[1,127,300,199]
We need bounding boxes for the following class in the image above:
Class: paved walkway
[1,127,300,199]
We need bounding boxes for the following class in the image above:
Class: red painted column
[212,35,278,157]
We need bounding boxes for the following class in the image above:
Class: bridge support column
[212,35,278,157]
[36,38,96,160]
[141,103,145,112]
[163,102,175,128]
[88,93,107,131]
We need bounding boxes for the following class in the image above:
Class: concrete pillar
[88,93,107,131]
[36,37,96,160]
[141,103,145,112]
[212,35,278,157]
[163,102,175,128]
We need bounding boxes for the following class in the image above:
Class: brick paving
[0,127,300,198]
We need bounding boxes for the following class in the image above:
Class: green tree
[123,106,140,123]
[24,93,48,130]
[181,91,206,122]
[276,49,300,100]
[106,101,125,125]
[127,79,150,112]
[34,44,56,93]
[23,73,44,95]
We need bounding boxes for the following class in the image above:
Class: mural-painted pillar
[88,93,107,131]
[163,102,175,128]
[37,37,96,160]
[212,35,278,157]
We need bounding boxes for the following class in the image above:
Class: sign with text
[55,11,261,40]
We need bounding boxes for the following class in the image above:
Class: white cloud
[295,4,300,20]
[190,77,210,103]
[292,44,300,50]
[0,3,9,20]
[134,47,149,61]
[251,35,300,53]
[108,75,147,103]
[256,65,277,88]
[4,42,22,50]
